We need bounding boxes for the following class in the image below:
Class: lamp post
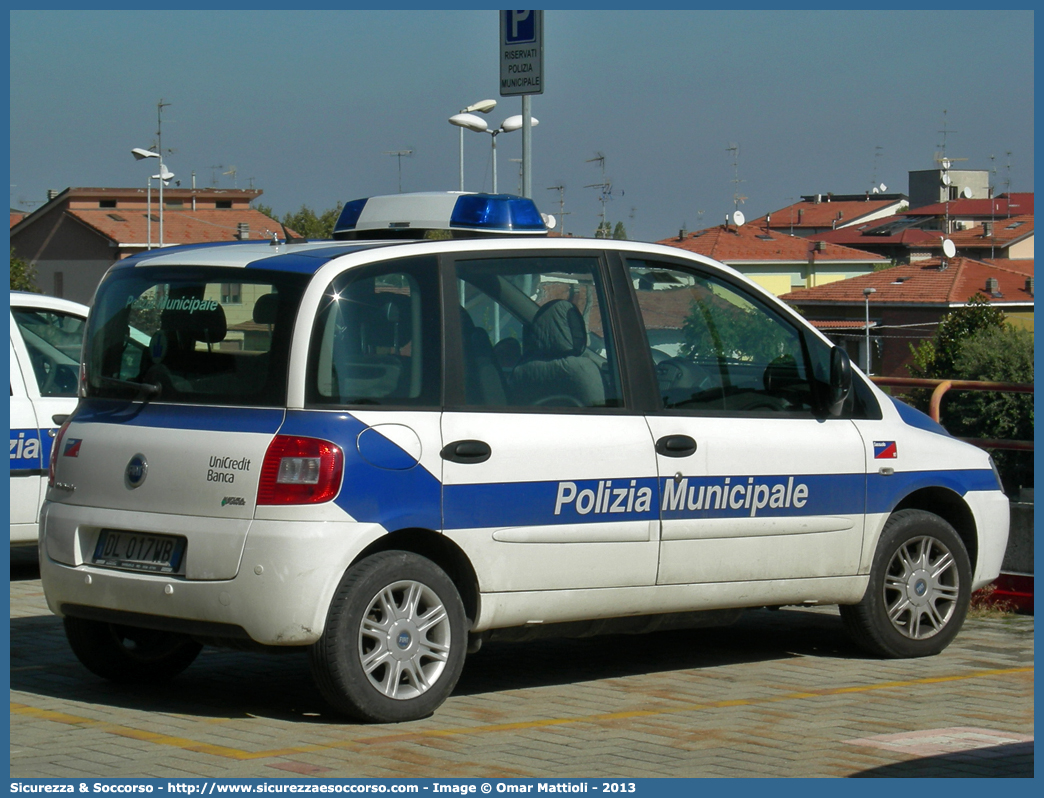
[449,99,496,192]
[450,112,538,194]
[863,287,876,374]
[132,148,173,247]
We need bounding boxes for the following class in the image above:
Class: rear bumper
[39,502,387,646]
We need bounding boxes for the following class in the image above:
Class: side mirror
[827,346,852,417]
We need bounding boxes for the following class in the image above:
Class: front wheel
[840,509,971,658]
[309,551,467,723]
[63,617,202,681]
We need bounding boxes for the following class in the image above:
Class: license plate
[92,530,186,574]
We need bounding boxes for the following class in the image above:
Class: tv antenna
[209,165,224,187]
[223,166,238,188]
[384,149,414,193]
[1004,150,1013,203]
[937,109,955,158]
[585,152,613,237]
[726,142,746,212]
[871,145,884,192]
[546,184,570,235]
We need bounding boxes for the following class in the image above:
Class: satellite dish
[962,186,974,198]
[871,187,879,194]
[942,239,956,259]
[732,210,745,227]
[541,213,557,230]
[941,158,951,170]
[879,183,887,192]
[941,174,951,186]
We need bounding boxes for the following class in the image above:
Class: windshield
[86,266,309,406]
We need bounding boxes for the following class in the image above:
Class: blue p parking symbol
[504,10,536,43]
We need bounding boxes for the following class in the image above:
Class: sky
[8,7,1035,243]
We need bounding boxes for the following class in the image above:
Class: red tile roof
[905,193,1033,217]
[657,223,886,263]
[937,215,1034,250]
[780,257,1034,307]
[754,197,901,230]
[68,206,283,246]
[983,258,1034,276]
[811,215,944,248]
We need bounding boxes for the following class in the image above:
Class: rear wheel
[63,617,202,681]
[841,509,971,658]
[309,551,467,723]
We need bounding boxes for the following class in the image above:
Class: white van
[40,193,1009,723]
[10,292,88,545]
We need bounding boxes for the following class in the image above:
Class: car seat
[509,299,605,407]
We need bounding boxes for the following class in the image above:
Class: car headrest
[253,293,279,325]
[525,299,586,358]
[184,304,227,345]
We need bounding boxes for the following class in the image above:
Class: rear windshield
[86,266,309,406]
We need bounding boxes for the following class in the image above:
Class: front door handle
[655,435,697,458]
[440,439,492,464]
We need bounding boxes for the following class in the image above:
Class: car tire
[840,509,972,658]
[309,551,467,723]
[63,617,202,681]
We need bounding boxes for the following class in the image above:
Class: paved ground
[10,546,1034,779]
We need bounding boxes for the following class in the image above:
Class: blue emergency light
[333,192,548,239]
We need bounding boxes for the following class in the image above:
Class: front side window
[307,256,441,407]
[454,255,621,409]
[86,267,309,406]
[12,306,86,397]
[629,260,816,414]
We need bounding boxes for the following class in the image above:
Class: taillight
[48,419,72,488]
[257,436,344,505]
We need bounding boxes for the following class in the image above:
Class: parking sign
[500,10,543,96]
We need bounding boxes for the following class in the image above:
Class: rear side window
[12,306,86,397]
[306,256,441,408]
[452,255,622,409]
[86,267,309,406]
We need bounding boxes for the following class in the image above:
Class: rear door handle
[655,435,697,458]
[440,439,492,464]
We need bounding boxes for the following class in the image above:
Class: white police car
[40,192,1009,723]
[10,292,88,545]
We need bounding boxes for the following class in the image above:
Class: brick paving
[10,546,1034,778]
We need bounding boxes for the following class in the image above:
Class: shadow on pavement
[851,742,1034,777]
[10,606,862,725]
[9,545,40,581]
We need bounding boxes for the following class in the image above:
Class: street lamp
[132,147,173,248]
[449,113,539,194]
[863,287,876,374]
[449,99,496,192]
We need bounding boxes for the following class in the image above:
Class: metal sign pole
[501,11,542,200]
[522,95,532,198]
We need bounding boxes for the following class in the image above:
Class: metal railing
[871,377,1034,452]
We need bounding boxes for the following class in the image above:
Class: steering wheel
[38,356,59,395]
[656,357,712,394]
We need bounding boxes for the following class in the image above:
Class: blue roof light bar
[333,192,548,238]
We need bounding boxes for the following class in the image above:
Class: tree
[908,294,1006,381]
[595,221,611,238]
[947,325,1033,494]
[10,248,41,292]
[908,295,1032,494]
[279,203,343,239]
[612,221,627,240]
[251,203,343,239]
